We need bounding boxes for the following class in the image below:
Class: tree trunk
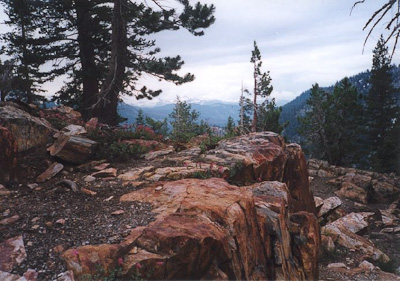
[93,0,128,125]
[251,63,258,133]
[75,0,99,121]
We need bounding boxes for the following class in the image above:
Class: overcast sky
[125,0,400,107]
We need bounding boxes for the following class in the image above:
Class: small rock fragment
[56,219,66,225]
[327,263,347,269]
[105,196,114,202]
[0,215,20,226]
[111,210,125,216]
[91,168,117,178]
[36,163,64,183]
[27,183,39,190]
[155,186,163,191]
[81,188,97,196]
[83,175,96,182]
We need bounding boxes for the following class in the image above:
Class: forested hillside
[280,65,400,142]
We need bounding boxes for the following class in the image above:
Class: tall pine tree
[0,0,48,103]
[365,35,400,173]
[249,41,273,132]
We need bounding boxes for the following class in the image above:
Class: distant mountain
[280,65,400,142]
[118,101,240,127]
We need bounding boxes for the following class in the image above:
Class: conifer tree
[0,0,47,103]
[365,36,400,173]
[298,83,329,159]
[135,109,146,126]
[257,99,288,135]
[169,96,200,142]
[249,41,273,132]
[325,78,363,165]
[225,116,236,137]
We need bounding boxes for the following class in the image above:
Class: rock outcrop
[0,103,54,152]
[308,158,399,203]
[62,132,320,280]
[65,178,319,280]
[0,126,18,183]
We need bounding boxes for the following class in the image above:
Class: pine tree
[40,0,215,124]
[298,83,329,159]
[257,99,288,134]
[249,41,273,132]
[169,96,200,142]
[365,36,400,173]
[325,78,363,165]
[135,109,146,126]
[225,116,236,137]
[0,0,48,103]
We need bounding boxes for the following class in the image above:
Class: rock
[117,166,155,182]
[373,181,398,203]
[380,226,400,233]
[81,188,97,196]
[283,143,316,214]
[205,132,316,214]
[54,270,75,281]
[318,196,342,218]
[49,135,98,164]
[144,147,175,161]
[93,163,110,171]
[56,180,78,192]
[321,235,335,254]
[0,215,20,226]
[117,178,319,280]
[358,260,375,271]
[314,196,324,209]
[0,103,54,151]
[85,118,98,131]
[322,222,389,263]
[335,182,368,204]
[36,162,64,183]
[327,263,347,269]
[63,245,122,277]
[83,175,96,182]
[0,235,27,272]
[317,169,333,178]
[53,105,82,120]
[328,212,374,234]
[0,184,11,196]
[55,124,87,138]
[91,168,117,178]
[56,219,66,225]
[0,126,18,183]
[111,210,125,216]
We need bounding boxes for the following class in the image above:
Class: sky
[124,0,400,107]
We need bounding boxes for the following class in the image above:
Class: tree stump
[0,126,18,183]
[49,134,98,164]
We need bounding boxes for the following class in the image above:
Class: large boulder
[64,178,320,280]
[0,103,54,151]
[205,132,316,214]
[0,126,18,183]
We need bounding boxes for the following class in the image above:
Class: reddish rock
[85,117,98,131]
[283,143,316,214]
[36,162,64,183]
[335,182,368,204]
[49,135,98,164]
[0,103,54,151]
[0,235,27,272]
[63,244,121,277]
[0,126,18,183]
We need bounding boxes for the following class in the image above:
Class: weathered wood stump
[49,134,98,164]
[0,126,18,183]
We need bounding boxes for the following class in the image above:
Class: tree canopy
[0,0,216,124]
